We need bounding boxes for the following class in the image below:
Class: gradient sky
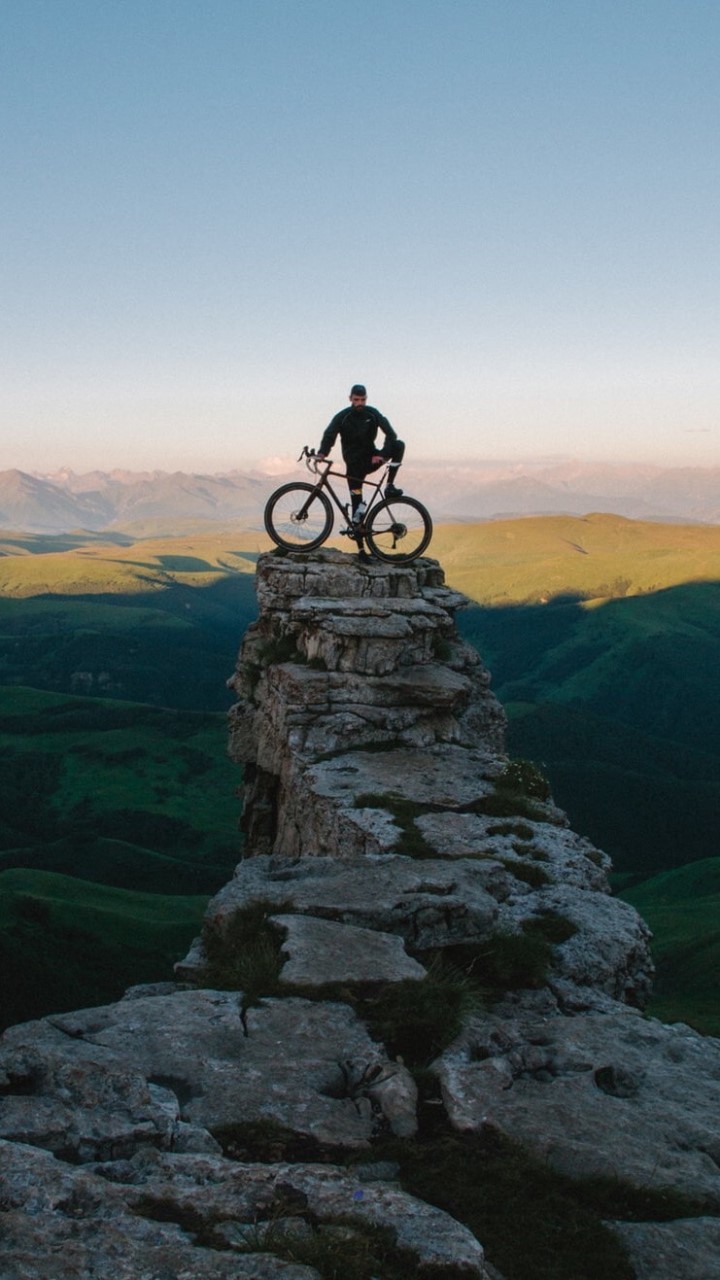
[2,0,719,472]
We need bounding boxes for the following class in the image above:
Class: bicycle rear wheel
[264,483,333,551]
[365,496,433,563]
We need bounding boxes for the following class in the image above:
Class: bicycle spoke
[264,483,333,550]
[366,497,432,563]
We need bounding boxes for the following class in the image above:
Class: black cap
[350,384,367,396]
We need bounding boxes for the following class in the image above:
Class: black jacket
[318,405,398,465]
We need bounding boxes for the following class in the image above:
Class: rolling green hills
[0,686,239,866]
[0,685,241,1028]
[431,512,720,604]
[0,528,263,709]
[457,584,720,875]
[0,867,207,1026]
[0,529,265,1029]
[621,860,720,1036]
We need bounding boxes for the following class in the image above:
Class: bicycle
[263,447,433,564]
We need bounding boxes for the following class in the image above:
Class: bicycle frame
[296,448,389,534]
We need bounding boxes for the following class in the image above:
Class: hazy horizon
[18,445,717,476]
[9,452,719,480]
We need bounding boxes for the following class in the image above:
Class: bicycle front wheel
[264,483,333,551]
[365,496,433,563]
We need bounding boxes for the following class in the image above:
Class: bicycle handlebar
[297,444,391,484]
[298,445,330,474]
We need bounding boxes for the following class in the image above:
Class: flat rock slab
[292,594,448,620]
[271,662,473,708]
[0,989,391,1160]
[115,1151,489,1278]
[199,853,501,952]
[309,743,502,809]
[271,913,427,987]
[0,1141,490,1278]
[0,1141,312,1280]
[417,811,610,887]
[434,1006,720,1207]
[609,1217,720,1280]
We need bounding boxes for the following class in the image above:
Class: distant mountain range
[1,459,719,532]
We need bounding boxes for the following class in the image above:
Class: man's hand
[371,454,384,466]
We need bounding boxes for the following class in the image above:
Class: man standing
[316,385,405,527]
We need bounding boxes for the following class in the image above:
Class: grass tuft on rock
[499,857,551,888]
[353,791,438,858]
[496,758,552,801]
[199,900,289,1005]
[213,1118,331,1164]
[522,909,578,945]
[359,959,479,1066]
[256,633,305,666]
[429,932,553,995]
[231,1213,409,1280]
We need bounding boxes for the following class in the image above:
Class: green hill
[457,583,720,876]
[432,512,720,605]
[0,867,206,1027]
[0,686,240,868]
[621,860,720,1036]
[0,527,263,714]
[441,514,720,881]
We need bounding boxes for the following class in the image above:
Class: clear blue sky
[2,0,719,472]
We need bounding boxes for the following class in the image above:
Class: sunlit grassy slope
[0,527,265,595]
[431,512,720,604]
[0,529,262,710]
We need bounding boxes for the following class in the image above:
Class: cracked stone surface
[433,1006,720,1207]
[608,1217,720,1280]
[0,1141,488,1279]
[0,989,393,1158]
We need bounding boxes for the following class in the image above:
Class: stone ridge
[228,548,508,858]
[1,548,720,1280]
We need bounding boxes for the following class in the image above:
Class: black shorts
[343,439,405,486]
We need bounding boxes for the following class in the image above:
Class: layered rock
[2,548,720,1280]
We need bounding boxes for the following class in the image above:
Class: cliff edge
[1,550,720,1280]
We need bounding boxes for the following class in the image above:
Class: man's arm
[374,410,398,457]
[317,411,343,458]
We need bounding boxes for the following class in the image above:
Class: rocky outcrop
[2,548,719,1279]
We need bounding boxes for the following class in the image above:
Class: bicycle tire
[365,496,433,563]
[264,482,334,551]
